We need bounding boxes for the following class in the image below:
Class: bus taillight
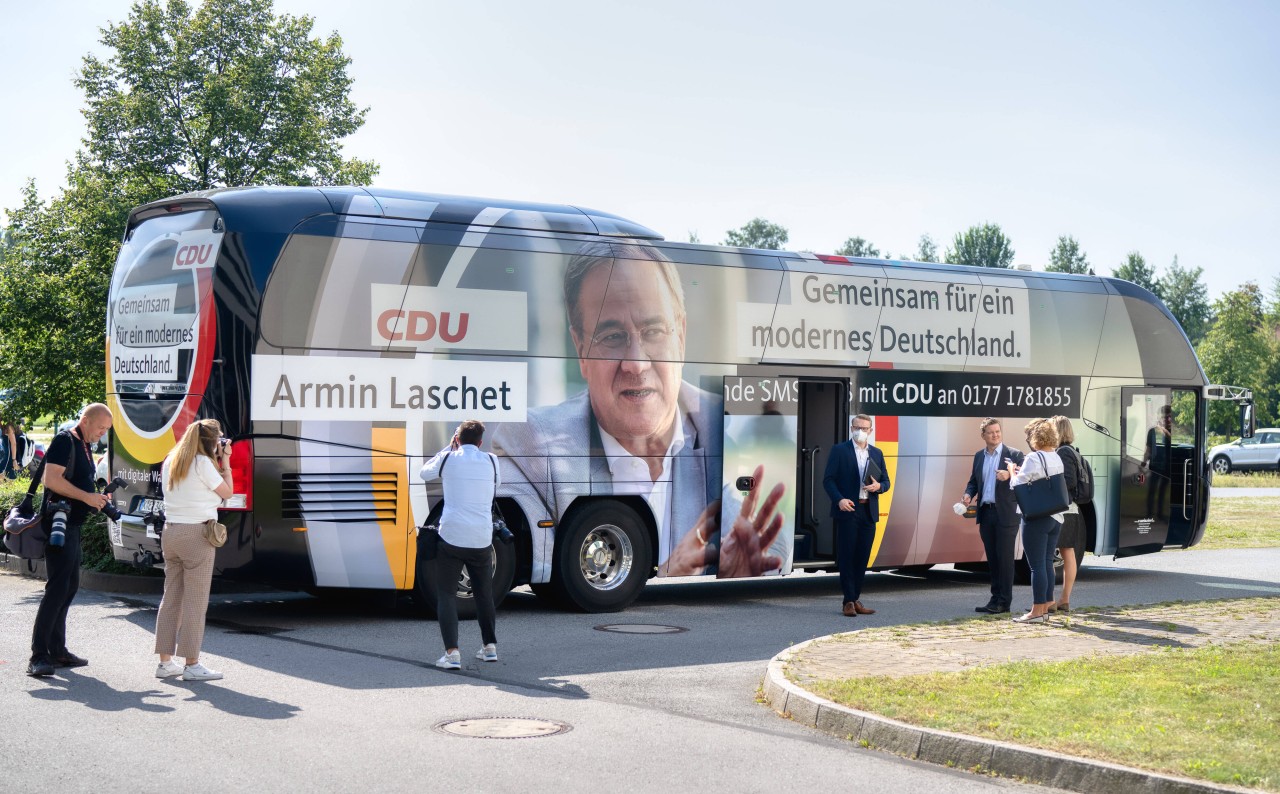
[224,439,254,511]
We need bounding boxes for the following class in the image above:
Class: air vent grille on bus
[281,471,399,524]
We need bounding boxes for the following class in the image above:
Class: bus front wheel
[551,501,652,613]
[412,539,516,620]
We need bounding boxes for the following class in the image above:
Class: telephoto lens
[47,501,72,549]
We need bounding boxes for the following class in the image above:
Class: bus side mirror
[1241,402,1255,439]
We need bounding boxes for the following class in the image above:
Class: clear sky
[2,0,1277,299]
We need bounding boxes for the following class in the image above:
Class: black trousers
[435,540,497,651]
[977,505,1017,608]
[834,504,876,603]
[31,524,82,662]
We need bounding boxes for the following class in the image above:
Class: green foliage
[1197,283,1275,433]
[724,218,789,250]
[1113,251,1160,293]
[943,223,1014,268]
[0,0,377,422]
[914,233,938,263]
[77,0,378,192]
[834,236,880,258]
[1159,256,1213,345]
[1045,234,1090,274]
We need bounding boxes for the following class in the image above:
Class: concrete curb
[762,636,1254,794]
[0,554,262,595]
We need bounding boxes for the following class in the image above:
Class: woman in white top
[1006,419,1066,624]
[153,419,234,681]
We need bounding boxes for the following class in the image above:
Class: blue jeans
[1020,516,1061,605]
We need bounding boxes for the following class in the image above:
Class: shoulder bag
[3,432,76,560]
[1012,451,1071,520]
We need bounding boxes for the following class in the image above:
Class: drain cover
[435,718,572,739]
[593,623,688,634]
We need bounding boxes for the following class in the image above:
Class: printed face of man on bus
[569,257,687,459]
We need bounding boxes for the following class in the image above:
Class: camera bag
[3,432,76,561]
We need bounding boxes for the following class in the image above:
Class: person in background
[1007,419,1066,624]
[27,404,113,678]
[155,419,233,682]
[961,418,1025,615]
[1141,404,1173,521]
[1050,415,1085,612]
[823,414,890,617]
[421,419,500,669]
[1,421,17,479]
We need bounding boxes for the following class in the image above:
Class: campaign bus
[104,187,1252,613]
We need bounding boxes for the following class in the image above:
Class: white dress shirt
[420,444,500,548]
[599,413,691,565]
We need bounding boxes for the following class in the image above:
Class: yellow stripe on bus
[867,441,898,566]
[371,426,411,589]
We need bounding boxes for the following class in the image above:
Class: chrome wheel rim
[578,524,633,591]
[1212,458,1230,474]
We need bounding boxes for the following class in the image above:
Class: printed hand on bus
[663,503,720,576]
[718,465,785,579]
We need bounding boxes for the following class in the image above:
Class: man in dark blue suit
[823,414,890,617]
[961,418,1025,614]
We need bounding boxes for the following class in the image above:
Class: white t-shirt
[162,455,225,523]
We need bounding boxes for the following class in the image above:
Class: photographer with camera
[420,419,501,669]
[153,419,234,682]
[27,404,113,678]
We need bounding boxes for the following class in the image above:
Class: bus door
[1118,387,1201,556]
[796,379,849,563]
[720,376,805,577]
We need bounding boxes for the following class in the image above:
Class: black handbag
[1013,452,1071,520]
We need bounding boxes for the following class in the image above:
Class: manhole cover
[435,718,572,739]
[593,623,688,634]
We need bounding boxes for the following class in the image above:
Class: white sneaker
[475,644,498,662]
[155,660,183,679]
[182,662,224,681]
[435,650,461,670]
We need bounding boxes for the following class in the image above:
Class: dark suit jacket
[823,441,890,523]
[964,444,1025,527]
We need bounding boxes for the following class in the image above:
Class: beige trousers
[153,521,216,659]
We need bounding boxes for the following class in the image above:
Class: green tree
[77,0,377,193]
[1112,251,1160,293]
[834,236,880,258]
[1046,235,1090,274]
[1197,283,1275,433]
[0,0,377,422]
[724,218,789,250]
[943,223,1014,268]
[1158,256,1212,345]
[914,234,938,263]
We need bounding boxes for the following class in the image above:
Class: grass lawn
[1213,471,1280,488]
[1198,496,1280,549]
[811,642,1280,791]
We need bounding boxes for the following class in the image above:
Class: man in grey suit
[961,418,1025,614]
[492,242,781,577]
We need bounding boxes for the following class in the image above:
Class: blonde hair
[165,419,222,488]
[1049,415,1075,446]
[1024,418,1059,451]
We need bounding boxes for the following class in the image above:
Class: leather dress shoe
[842,601,857,617]
[53,651,89,668]
[988,604,1010,614]
[975,602,1000,613]
[853,601,876,615]
[26,660,55,678]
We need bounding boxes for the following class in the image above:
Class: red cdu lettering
[405,311,438,341]
[438,312,469,343]
[377,309,405,341]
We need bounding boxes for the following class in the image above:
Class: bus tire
[412,540,516,620]
[551,501,652,613]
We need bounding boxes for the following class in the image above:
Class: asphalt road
[4,545,1278,793]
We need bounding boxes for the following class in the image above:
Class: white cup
[953,502,968,516]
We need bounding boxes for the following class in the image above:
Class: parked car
[1209,428,1280,474]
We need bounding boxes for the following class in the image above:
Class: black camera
[492,518,514,545]
[46,500,72,549]
[100,477,129,522]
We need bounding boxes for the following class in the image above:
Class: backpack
[1061,445,1093,505]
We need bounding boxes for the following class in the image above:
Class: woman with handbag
[1050,415,1085,612]
[154,419,233,681]
[1006,419,1067,624]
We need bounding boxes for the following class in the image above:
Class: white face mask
[852,429,869,444]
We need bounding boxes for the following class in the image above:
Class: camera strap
[487,453,506,523]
